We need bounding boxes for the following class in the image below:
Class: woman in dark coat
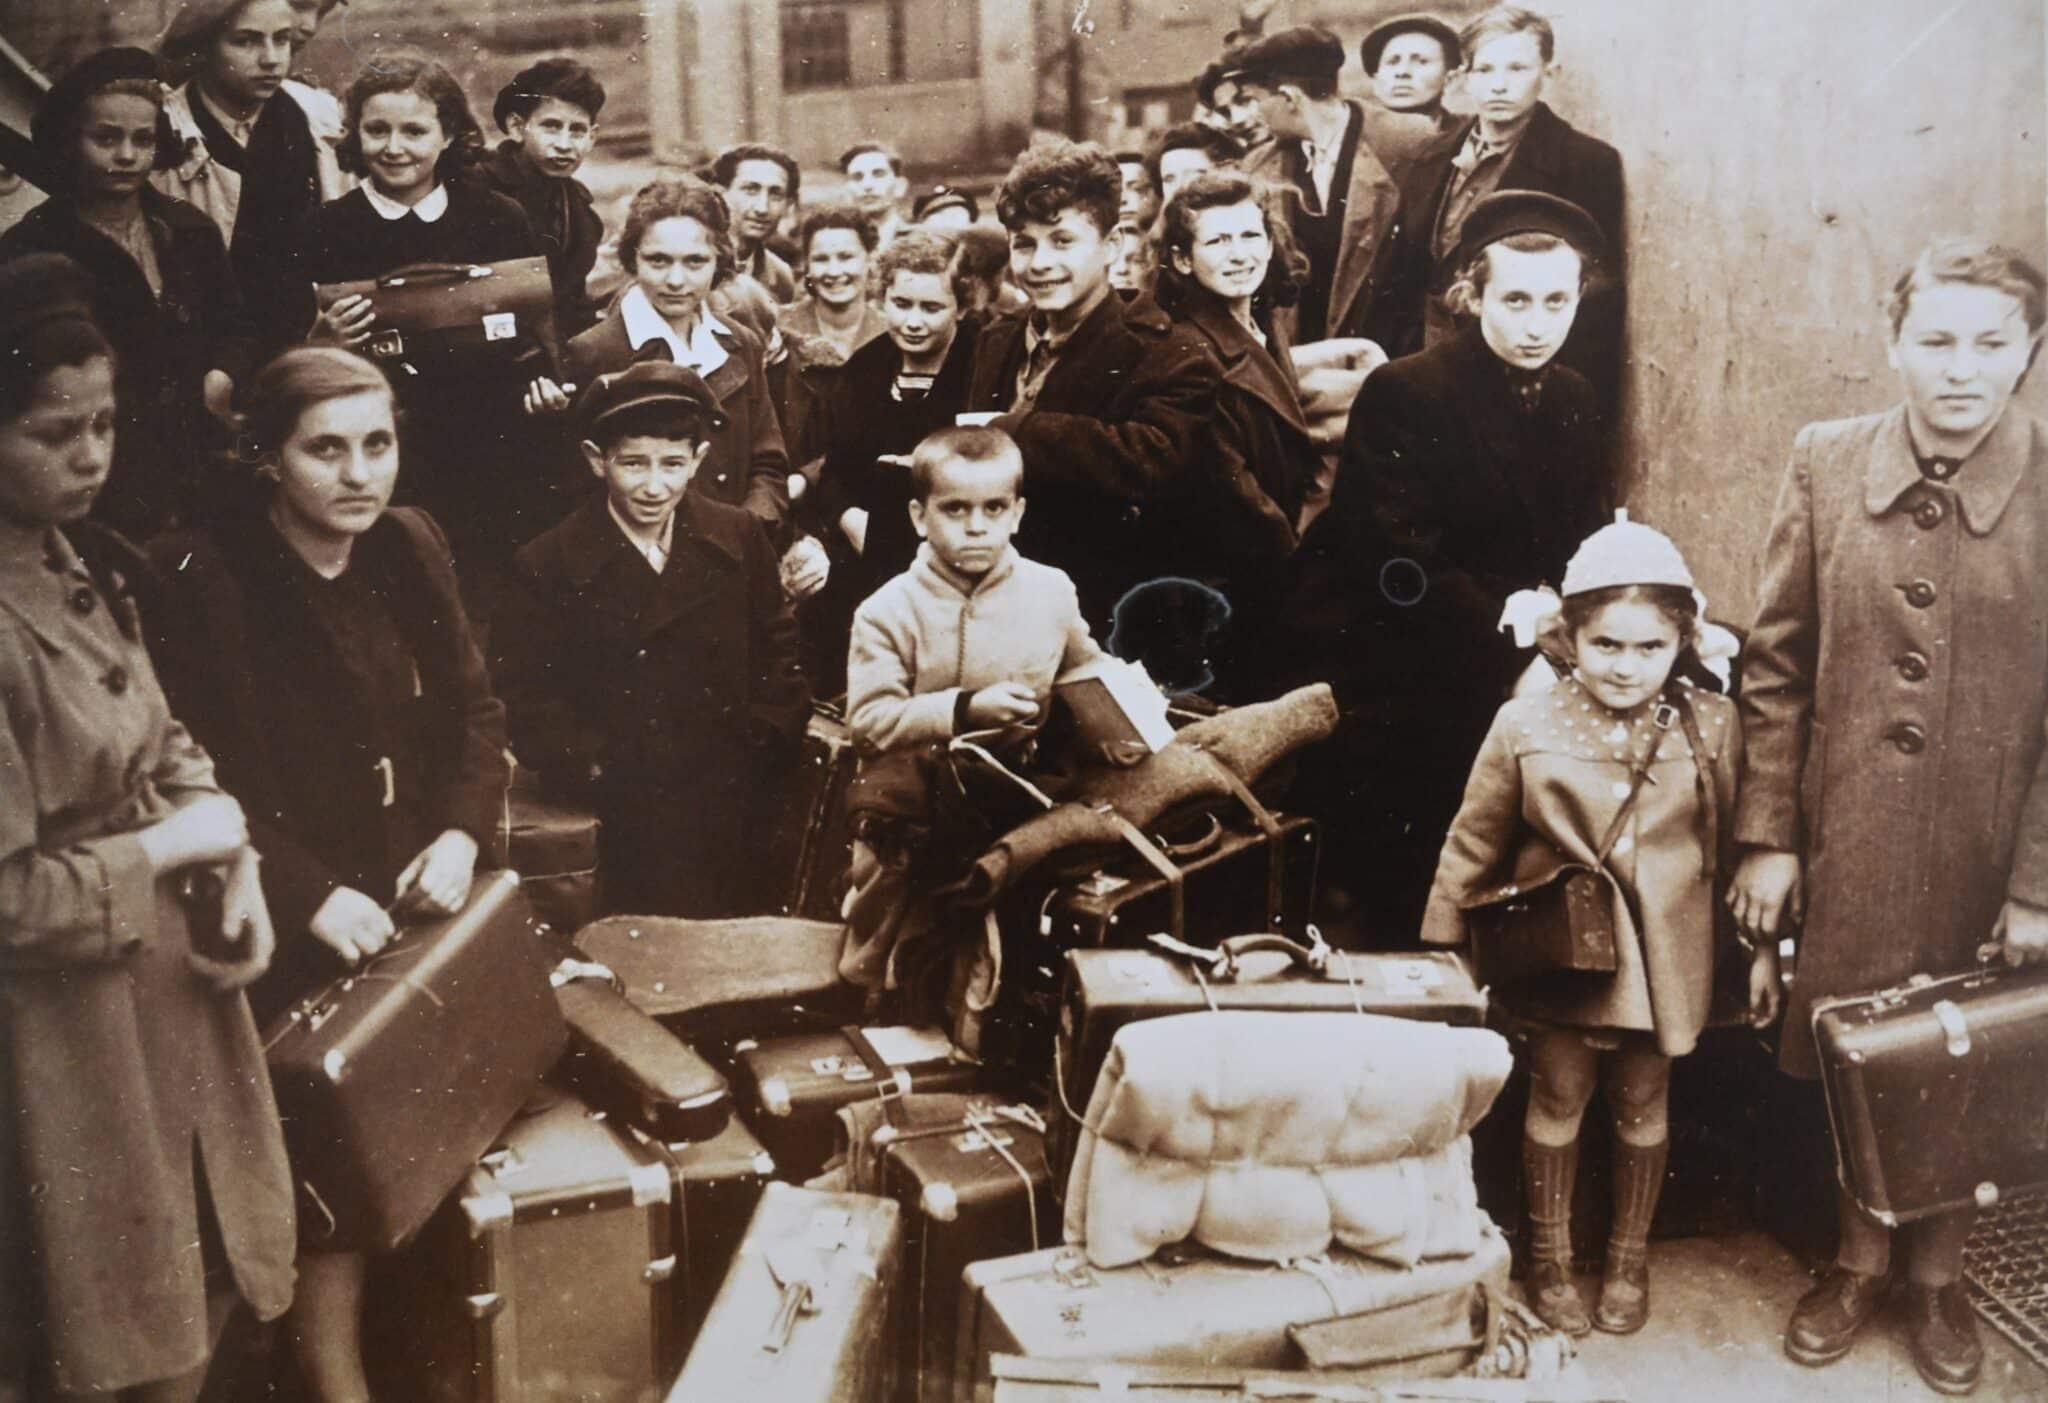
[534,177,792,540]
[1282,190,1612,942]
[292,49,554,577]
[1729,238,2048,1396]
[0,254,293,1403]
[797,228,981,694]
[0,47,257,539]
[147,347,507,1403]
[1151,170,1315,697]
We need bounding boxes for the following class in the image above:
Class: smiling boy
[713,143,801,303]
[482,58,607,335]
[965,138,1220,629]
[492,360,809,916]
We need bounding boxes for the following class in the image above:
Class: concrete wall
[1545,0,2047,621]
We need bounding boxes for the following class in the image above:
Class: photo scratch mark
[1071,0,1095,38]
[1863,0,1974,95]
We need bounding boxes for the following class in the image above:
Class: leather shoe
[1784,1265,1888,1366]
[1593,1246,1650,1334]
[1527,1256,1592,1337]
[1907,1283,1983,1396]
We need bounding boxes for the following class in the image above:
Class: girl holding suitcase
[146,345,508,1403]
[0,254,295,1403]
[1729,237,2048,1396]
[1421,514,1764,1338]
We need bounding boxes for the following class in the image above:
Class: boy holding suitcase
[839,426,1104,1002]
[493,361,810,917]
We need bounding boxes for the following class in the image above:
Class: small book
[1053,656,1176,757]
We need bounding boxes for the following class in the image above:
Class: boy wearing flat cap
[492,361,810,917]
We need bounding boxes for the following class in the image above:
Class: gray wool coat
[1735,405,2048,1076]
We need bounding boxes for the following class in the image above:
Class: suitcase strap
[1192,746,1287,931]
[1095,804,1187,941]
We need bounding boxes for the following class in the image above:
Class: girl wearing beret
[1730,238,2048,1397]
[147,345,507,1403]
[0,253,293,1402]
[1422,516,1758,1337]
[0,47,257,538]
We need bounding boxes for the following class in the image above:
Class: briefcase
[667,1183,902,1402]
[1813,957,2048,1225]
[264,870,567,1252]
[313,257,554,365]
[376,1092,677,1403]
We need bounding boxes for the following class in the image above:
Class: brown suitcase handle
[375,262,494,289]
[1145,928,1332,981]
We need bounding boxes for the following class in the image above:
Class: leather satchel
[1462,699,1677,987]
[313,257,554,365]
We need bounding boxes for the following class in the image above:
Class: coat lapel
[1864,403,2038,536]
[1186,301,1311,438]
[1034,294,1133,411]
[1330,101,1403,334]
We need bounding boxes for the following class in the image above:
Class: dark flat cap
[575,360,729,438]
[1458,189,1605,263]
[913,184,978,224]
[1360,14,1462,73]
[32,47,174,172]
[1229,25,1346,88]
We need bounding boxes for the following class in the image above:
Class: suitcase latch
[366,329,405,360]
[1932,999,1972,1057]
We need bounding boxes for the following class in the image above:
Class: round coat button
[103,666,129,696]
[69,587,96,616]
[1913,498,1946,530]
[1888,722,1927,755]
[1902,579,1938,609]
[1896,651,1930,682]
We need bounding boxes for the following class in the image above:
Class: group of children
[1,2,2046,1401]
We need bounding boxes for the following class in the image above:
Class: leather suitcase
[377,1092,677,1403]
[987,1356,1467,1401]
[501,770,602,938]
[556,975,732,1144]
[872,1100,1059,1403]
[1813,960,2048,1225]
[574,914,864,1052]
[639,1113,782,1351]
[313,256,555,366]
[757,704,860,920]
[731,1026,981,1182]
[264,870,566,1252]
[954,1227,1512,1403]
[667,1183,902,1402]
[1048,937,1488,1191]
[983,813,1320,1092]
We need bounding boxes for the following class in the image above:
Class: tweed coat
[964,292,1221,630]
[1735,406,2048,1076]
[0,526,295,1396]
[1423,678,1743,1056]
[563,306,792,539]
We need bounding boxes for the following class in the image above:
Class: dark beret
[1229,25,1346,88]
[575,360,729,439]
[913,184,979,224]
[32,47,174,172]
[1458,190,1606,264]
[0,253,106,353]
[1360,14,1462,74]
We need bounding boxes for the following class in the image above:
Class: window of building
[782,2,852,91]
[781,0,976,91]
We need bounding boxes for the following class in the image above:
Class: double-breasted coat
[491,491,809,915]
[1736,406,2048,1076]
[145,503,510,1022]
[563,308,793,540]
[1282,325,1612,935]
[965,292,1221,631]
[0,525,295,1396]
[1423,677,1743,1057]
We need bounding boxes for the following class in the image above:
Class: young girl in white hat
[1421,512,1765,1337]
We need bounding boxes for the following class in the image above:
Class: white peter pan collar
[362,181,449,223]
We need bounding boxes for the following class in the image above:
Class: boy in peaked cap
[491,359,810,917]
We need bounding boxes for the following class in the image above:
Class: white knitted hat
[1560,510,1695,597]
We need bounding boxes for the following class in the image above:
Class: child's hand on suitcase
[966,681,1039,727]
[314,294,376,348]
[393,829,480,917]
[1992,899,2048,966]
[310,886,397,964]
[190,848,277,991]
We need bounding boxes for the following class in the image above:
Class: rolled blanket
[1062,1011,1513,1269]
[955,683,1338,906]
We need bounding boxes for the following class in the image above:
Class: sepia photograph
[0,0,2043,1399]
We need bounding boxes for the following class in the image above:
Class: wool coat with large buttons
[1735,405,2048,1077]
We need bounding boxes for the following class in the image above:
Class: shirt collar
[362,180,450,223]
[1025,283,1110,357]
[606,496,676,571]
[619,285,732,376]
[1864,402,2033,535]
[198,84,261,146]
